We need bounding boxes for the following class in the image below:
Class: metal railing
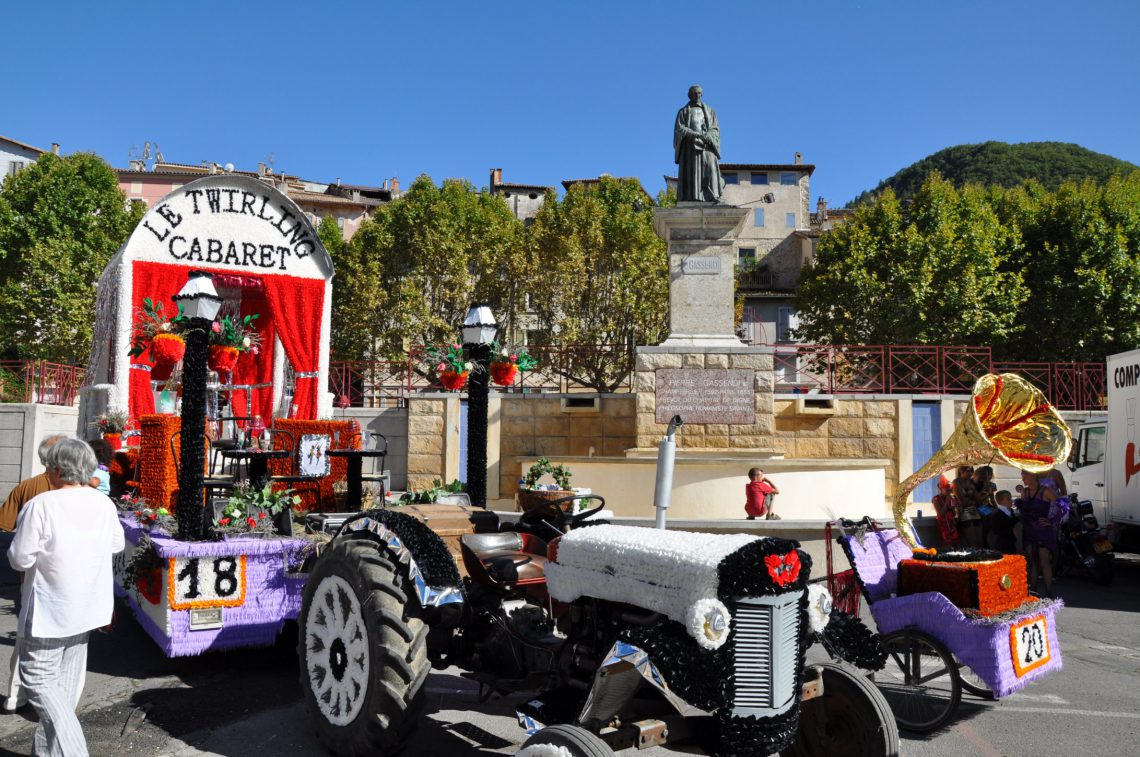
[770,344,1105,411]
[0,360,88,406]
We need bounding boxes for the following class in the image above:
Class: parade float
[835,373,1071,733]
[80,173,365,657]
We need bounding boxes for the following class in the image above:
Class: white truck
[1069,349,1140,541]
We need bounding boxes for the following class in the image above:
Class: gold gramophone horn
[894,373,1072,550]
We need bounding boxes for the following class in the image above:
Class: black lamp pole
[176,321,210,540]
[462,304,497,509]
[174,271,222,541]
[465,342,491,507]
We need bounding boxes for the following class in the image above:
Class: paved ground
[0,557,1138,756]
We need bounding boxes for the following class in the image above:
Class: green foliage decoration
[523,457,572,491]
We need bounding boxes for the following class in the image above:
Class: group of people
[1,434,125,757]
[932,463,1067,598]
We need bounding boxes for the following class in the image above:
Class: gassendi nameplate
[681,256,721,274]
[655,369,755,424]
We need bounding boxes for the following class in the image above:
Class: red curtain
[261,274,325,420]
[228,284,276,423]
[128,262,323,421]
[129,262,195,418]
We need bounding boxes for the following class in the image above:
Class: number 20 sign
[1010,614,1051,677]
[168,555,248,610]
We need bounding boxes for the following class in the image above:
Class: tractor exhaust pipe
[653,415,683,530]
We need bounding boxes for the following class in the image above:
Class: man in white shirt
[8,438,124,757]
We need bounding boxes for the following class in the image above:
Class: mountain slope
[852,141,1139,205]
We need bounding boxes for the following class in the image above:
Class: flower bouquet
[425,342,474,391]
[99,410,130,450]
[208,314,261,374]
[517,456,575,513]
[128,298,187,379]
[489,341,539,387]
[215,483,301,537]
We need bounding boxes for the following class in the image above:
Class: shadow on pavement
[1051,559,1140,613]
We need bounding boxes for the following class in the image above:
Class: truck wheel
[299,537,429,756]
[784,662,899,757]
[519,724,613,756]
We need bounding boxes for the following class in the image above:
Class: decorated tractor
[297,496,898,756]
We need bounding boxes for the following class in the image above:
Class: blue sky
[5,1,1138,205]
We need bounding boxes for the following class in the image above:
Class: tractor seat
[460,532,549,586]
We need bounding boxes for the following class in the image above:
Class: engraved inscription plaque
[681,256,721,275]
[655,368,755,424]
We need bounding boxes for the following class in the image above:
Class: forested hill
[851,141,1139,205]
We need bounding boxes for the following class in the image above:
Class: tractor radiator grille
[731,591,802,717]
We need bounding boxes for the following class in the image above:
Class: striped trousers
[19,622,90,757]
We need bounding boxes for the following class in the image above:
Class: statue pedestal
[653,203,749,347]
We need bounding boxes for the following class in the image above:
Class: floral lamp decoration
[489,341,538,387]
[99,410,129,450]
[128,298,187,377]
[208,313,261,374]
[425,341,475,391]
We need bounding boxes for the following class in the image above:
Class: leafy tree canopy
[0,152,145,361]
[797,171,1140,362]
[526,177,667,390]
[852,142,1138,206]
[341,175,524,359]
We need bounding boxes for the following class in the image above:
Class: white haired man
[8,439,124,756]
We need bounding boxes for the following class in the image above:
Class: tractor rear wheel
[299,537,430,755]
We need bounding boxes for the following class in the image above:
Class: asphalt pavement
[0,557,1138,756]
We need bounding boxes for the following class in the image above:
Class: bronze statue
[674,85,724,203]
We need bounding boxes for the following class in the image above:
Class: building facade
[1,135,52,184]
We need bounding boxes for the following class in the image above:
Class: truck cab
[1069,419,1108,527]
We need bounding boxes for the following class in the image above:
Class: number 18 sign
[168,555,248,610]
[1010,614,1051,677]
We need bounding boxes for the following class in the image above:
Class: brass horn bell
[894,373,1072,550]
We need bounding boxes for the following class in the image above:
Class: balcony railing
[0,361,88,406]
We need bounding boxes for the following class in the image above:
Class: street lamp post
[462,304,498,508]
[173,271,223,540]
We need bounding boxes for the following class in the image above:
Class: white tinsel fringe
[545,525,758,650]
[515,745,575,757]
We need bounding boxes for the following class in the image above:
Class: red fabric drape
[228,285,276,423]
[128,262,324,421]
[129,262,196,418]
[261,274,325,420]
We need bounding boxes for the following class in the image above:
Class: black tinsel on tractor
[619,587,810,756]
[360,508,461,587]
[717,538,812,600]
[819,609,888,671]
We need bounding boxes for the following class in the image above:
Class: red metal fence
[0,361,87,406]
[771,345,1105,411]
[2,347,1104,412]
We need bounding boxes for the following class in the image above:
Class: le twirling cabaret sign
[128,175,331,279]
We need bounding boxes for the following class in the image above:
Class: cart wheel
[873,629,960,733]
[519,724,613,756]
[956,660,995,700]
[783,662,900,757]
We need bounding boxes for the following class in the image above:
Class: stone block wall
[405,397,458,491]
[498,396,635,498]
[634,349,774,450]
[773,398,900,497]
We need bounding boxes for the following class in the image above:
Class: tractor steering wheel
[518,494,607,538]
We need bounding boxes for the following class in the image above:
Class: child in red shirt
[745,467,780,520]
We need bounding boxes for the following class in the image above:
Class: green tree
[0,152,145,361]
[996,174,1140,361]
[347,175,524,356]
[318,214,387,360]
[794,174,1028,350]
[527,177,668,390]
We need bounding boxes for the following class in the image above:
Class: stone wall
[773,397,900,497]
[634,349,774,450]
[404,396,460,491]
[0,404,79,500]
[499,396,635,498]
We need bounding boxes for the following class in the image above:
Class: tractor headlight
[806,583,833,634]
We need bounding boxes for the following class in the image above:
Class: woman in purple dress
[1017,470,1058,598]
